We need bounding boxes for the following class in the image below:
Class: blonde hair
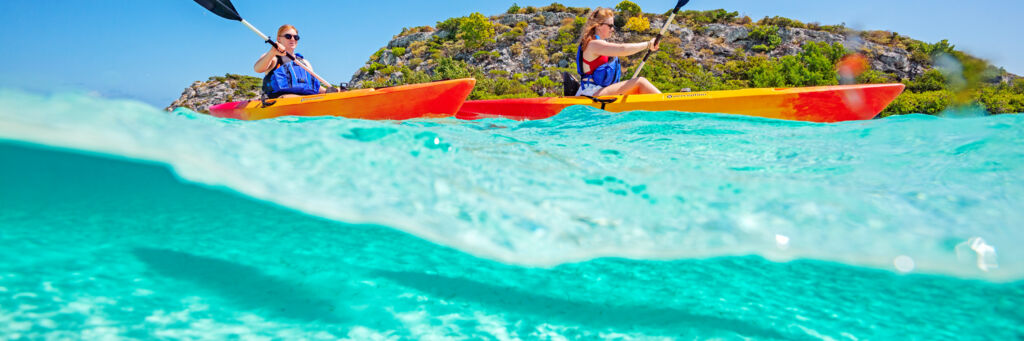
[578,8,615,50]
[276,24,297,38]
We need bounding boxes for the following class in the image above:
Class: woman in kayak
[576,8,661,96]
[254,25,325,98]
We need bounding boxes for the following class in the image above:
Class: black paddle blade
[193,0,242,21]
[673,0,691,13]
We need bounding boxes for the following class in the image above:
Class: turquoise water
[1,89,1022,339]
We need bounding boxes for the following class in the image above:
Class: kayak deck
[209,78,476,120]
[456,83,905,122]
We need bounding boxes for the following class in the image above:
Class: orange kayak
[209,78,476,120]
[456,83,905,122]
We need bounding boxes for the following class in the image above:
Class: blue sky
[1,0,1020,107]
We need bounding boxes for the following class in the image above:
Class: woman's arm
[254,43,286,73]
[584,38,659,59]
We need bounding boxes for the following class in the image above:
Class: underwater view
[1,90,1022,339]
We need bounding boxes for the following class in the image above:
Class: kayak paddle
[191,0,338,90]
[631,0,690,79]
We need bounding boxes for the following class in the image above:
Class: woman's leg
[636,77,661,94]
[594,77,661,96]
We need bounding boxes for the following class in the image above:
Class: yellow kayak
[456,83,905,122]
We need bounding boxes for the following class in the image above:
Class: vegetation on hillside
[330,2,1024,115]
[210,73,262,99]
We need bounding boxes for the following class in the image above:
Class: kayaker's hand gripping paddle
[191,0,339,90]
[631,0,690,80]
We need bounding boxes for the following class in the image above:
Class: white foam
[12,292,37,299]
[894,255,915,273]
[133,289,154,296]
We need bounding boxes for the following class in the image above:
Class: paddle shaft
[239,20,336,89]
[630,11,679,80]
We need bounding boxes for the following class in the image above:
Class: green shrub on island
[624,16,651,32]
[758,16,806,29]
[550,18,583,48]
[746,42,845,87]
[856,69,896,84]
[541,3,568,13]
[975,78,1024,114]
[408,41,428,57]
[906,69,947,92]
[501,21,528,41]
[614,1,642,17]
[496,21,514,32]
[808,23,849,35]
[372,47,387,59]
[565,6,591,16]
[528,39,550,64]
[530,76,559,95]
[679,9,740,26]
[749,25,783,52]
[881,90,954,117]
[432,57,473,81]
[437,12,495,49]
[473,51,501,61]
[531,14,546,25]
[507,3,520,14]
[396,26,433,38]
[362,62,387,75]
[475,76,534,99]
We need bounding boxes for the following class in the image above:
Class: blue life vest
[262,53,321,98]
[576,36,622,87]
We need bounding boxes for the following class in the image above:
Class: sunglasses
[279,33,300,41]
[599,23,615,29]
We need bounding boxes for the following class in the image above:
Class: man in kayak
[254,25,325,98]
[576,8,661,97]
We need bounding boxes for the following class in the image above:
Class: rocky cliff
[166,74,261,113]
[349,14,929,89]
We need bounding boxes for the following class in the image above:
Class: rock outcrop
[167,75,262,113]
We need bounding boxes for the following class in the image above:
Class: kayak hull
[209,78,476,120]
[456,83,905,122]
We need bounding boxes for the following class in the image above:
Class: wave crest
[2,89,1022,280]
